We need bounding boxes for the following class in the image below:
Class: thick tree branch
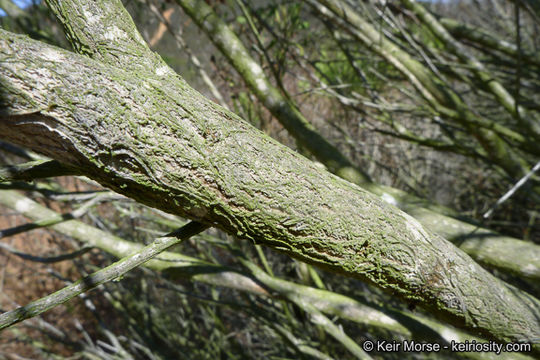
[2,189,522,360]
[1,29,539,346]
[174,0,540,282]
[43,0,173,77]
[41,0,540,287]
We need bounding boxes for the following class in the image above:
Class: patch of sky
[0,0,38,17]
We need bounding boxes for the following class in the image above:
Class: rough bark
[175,0,540,282]
[173,0,371,186]
[3,189,534,360]
[1,28,539,347]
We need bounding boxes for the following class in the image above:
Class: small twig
[241,258,372,360]
[0,243,93,264]
[0,221,209,331]
[144,0,229,109]
[484,160,540,219]
[49,190,124,203]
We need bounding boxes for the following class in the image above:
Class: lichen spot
[249,62,263,77]
[312,161,326,171]
[381,193,398,206]
[521,263,538,276]
[14,198,34,213]
[34,68,56,91]
[114,241,133,255]
[369,311,399,326]
[104,26,127,40]
[42,48,65,62]
[228,36,241,55]
[83,10,101,25]
[155,66,169,77]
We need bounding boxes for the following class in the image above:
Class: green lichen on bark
[1,29,539,347]
[177,0,540,283]
[174,0,369,184]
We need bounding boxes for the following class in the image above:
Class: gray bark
[1,189,535,359]
[1,28,539,347]
[175,0,540,282]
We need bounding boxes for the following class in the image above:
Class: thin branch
[144,0,230,109]
[0,221,208,331]
[0,243,93,263]
[0,160,79,182]
[0,0,25,17]
[484,160,540,219]
[399,0,540,138]
[438,17,540,68]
